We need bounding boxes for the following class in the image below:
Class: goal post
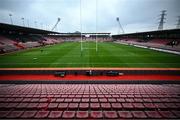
[95,34,98,52]
[80,34,98,52]
[80,0,98,53]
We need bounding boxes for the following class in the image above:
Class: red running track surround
[0,74,180,81]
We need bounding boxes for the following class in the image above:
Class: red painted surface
[0,68,180,70]
[0,74,179,81]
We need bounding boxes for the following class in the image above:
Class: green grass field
[0,42,180,68]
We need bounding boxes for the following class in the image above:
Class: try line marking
[0,63,179,64]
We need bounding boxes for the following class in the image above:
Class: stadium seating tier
[0,84,179,119]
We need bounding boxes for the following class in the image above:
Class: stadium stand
[113,29,180,52]
[0,35,16,44]
[0,23,65,54]
[0,84,179,119]
[0,34,65,54]
[115,38,180,52]
[0,23,180,119]
[43,37,61,45]
[0,31,112,54]
[0,23,113,54]
[148,39,172,45]
[20,42,40,48]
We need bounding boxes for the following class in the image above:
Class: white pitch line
[6,55,174,57]
[0,63,179,65]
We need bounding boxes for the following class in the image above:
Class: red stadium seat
[0,84,179,119]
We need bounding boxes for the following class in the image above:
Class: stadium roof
[0,23,111,36]
[112,29,180,37]
[0,23,59,34]
[51,33,111,35]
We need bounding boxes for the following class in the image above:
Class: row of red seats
[0,35,63,53]
[0,110,179,119]
[148,39,173,45]
[0,102,179,110]
[0,84,179,119]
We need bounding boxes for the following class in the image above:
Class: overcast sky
[0,0,179,34]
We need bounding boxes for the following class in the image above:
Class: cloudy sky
[0,0,179,34]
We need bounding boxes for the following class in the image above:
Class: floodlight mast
[116,17,125,34]
[21,18,25,26]
[9,14,13,25]
[52,18,61,31]
[176,16,180,29]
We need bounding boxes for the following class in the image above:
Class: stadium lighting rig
[176,16,180,29]
[116,17,125,34]
[52,18,61,31]
[21,17,25,27]
[9,14,13,25]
